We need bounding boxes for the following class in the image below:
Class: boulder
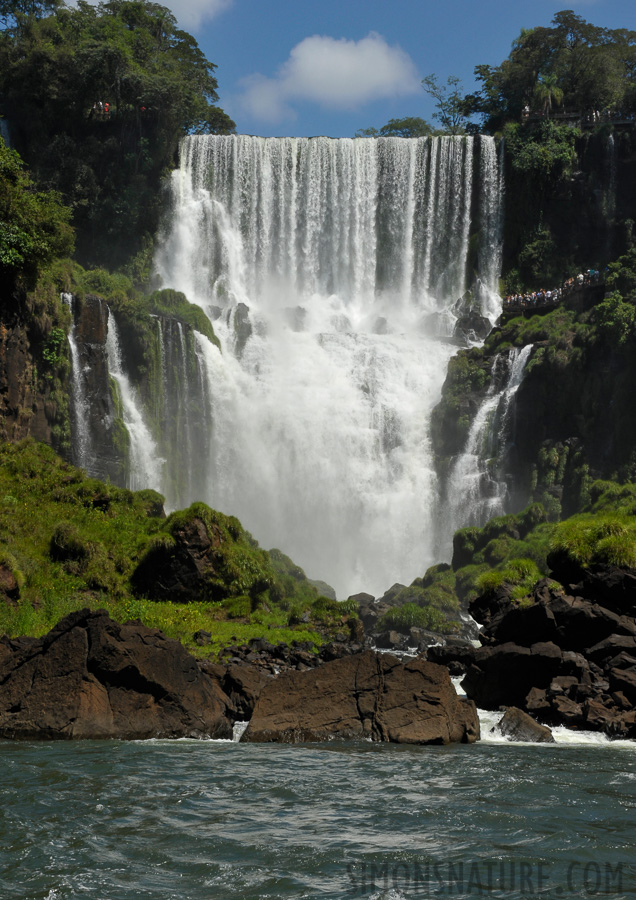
[427,640,476,675]
[242,651,479,745]
[462,641,563,709]
[572,565,636,617]
[0,564,20,605]
[200,659,273,720]
[0,609,233,740]
[496,707,555,743]
[374,629,404,650]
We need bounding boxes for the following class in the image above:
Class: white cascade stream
[444,344,533,546]
[154,134,504,598]
[105,310,164,491]
[62,292,94,472]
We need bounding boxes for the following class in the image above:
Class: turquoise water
[1,738,635,899]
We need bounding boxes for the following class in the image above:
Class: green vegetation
[435,247,636,532]
[420,478,636,609]
[468,12,636,132]
[0,138,73,290]
[549,480,636,572]
[0,0,235,269]
[0,440,352,656]
[355,117,432,138]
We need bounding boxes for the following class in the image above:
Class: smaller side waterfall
[149,317,213,510]
[63,292,94,472]
[106,310,164,491]
[445,344,533,543]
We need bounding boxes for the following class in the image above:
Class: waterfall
[476,136,505,323]
[444,344,533,545]
[63,292,94,472]
[105,310,164,491]
[150,317,213,510]
[155,134,504,597]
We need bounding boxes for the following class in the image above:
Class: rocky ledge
[451,565,636,739]
[0,611,478,744]
[0,608,233,740]
[242,650,479,745]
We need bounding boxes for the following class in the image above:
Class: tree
[0,139,73,289]
[534,74,564,117]
[379,117,432,138]
[355,117,432,139]
[0,0,235,268]
[421,74,470,134]
[468,11,636,132]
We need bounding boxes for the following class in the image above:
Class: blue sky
[168,0,634,137]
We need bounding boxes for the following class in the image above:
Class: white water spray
[156,135,504,597]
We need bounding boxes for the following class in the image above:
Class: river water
[2,733,635,900]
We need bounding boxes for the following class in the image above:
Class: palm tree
[534,74,564,118]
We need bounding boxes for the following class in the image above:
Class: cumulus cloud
[164,0,233,30]
[67,0,233,31]
[238,33,421,123]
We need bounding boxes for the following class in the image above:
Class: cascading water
[150,316,213,510]
[106,310,164,492]
[155,134,504,597]
[444,344,533,546]
[62,292,94,472]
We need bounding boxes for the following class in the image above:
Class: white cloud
[66,0,233,31]
[164,0,233,30]
[238,33,421,123]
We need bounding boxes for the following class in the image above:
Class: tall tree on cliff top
[0,0,235,269]
[466,10,636,132]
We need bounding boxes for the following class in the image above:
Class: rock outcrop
[462,572,636,739]
[0,609,233,740]
[242,650,479,745]
[495,706,555,743]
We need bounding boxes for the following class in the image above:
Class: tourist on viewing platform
[502,267,604,310]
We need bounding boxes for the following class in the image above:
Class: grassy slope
[0,440,356,657]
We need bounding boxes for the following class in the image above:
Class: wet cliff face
[67,293,127,485]
[502,129,636,290]
[0,288,70,453]
[433,286,636,528]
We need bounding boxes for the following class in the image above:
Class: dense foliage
[467,11,636,132]
[0,137,73,290]
[0,0,235,269]
[0,440,352,654]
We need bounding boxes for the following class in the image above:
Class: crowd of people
[503,269,604,309]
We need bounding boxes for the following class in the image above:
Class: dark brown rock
[242,651,479,745]
[375,630,404,650]
[496,707,555,743]
[586,634,636,664]
[131,515,225,602]
[461,641,563,709]
[0,609,233,740]
[551,695,585,728]
[572,566,636,617]
[608,667,636,703]
[0,564,19,604]
[526,687,551,714]
[427,640,476,675]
